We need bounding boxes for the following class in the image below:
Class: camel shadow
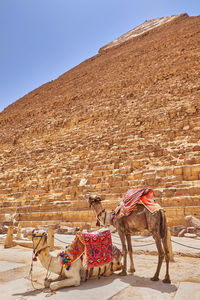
[59,273,177,294]
[13,287,47,297]
[12,274,177,298]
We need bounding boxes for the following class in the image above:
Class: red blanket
[113,188,162,219]
[57,234,85,270]
[78,230,114,269]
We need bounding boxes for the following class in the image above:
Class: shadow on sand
[13,273,177,298]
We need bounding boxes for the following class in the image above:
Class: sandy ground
[0,234,200,300]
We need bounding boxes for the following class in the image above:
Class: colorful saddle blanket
[57,234,85,270]
[113,188,162,219]
[77,230,114,269]
[58,230,114,271]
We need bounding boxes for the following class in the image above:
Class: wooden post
[4,226,14,248]
[167,227,175,262]
[48,227,54,251]
[16,223,22,240]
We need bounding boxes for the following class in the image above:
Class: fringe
[98,267,101,279]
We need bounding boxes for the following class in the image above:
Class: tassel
[102,265,107,276]
[89,268,93,279]
[110,262,113,272]
[85,269,88,282]
[98,267,101,279]
[33,256,37,261]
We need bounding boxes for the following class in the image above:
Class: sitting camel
[32,229,122,291]
[88,191,171,284]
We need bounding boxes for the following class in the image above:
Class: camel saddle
[112,188,162,219]
[77,230,114,269]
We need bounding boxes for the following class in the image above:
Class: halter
[88,197,108,227]
[32,230,49,261]
[88,196,102,207]
[29,230,54,290]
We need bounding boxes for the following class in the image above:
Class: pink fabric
[114,188,162,219]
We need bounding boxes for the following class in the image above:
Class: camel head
[88,195,104,226]
[88,195,102,207]
[32,229,48,258]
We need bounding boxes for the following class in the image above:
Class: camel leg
[151,234,164,282]
[50,275,81,291]
[118,231,127,276]
[162,234,171,284]
[44,275,65,288]
[126,234,135,273]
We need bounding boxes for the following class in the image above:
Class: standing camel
[88,193,171,283]
[32,229,122,291]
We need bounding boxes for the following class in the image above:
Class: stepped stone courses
[0,13,200,228]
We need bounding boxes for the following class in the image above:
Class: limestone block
[173,167,183,175]
[185,206,200,216]
[93,171,103,177]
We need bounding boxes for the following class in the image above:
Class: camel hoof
[151,276,159,281]
[163,278,171,284]
[129,268,135,273]
[119,270,127,276]
[44,279,51,288]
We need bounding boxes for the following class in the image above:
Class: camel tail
[160,209,167,239]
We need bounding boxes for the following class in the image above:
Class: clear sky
[0,0,199,112]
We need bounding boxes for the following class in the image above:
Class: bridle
[89,197,108,227]
[32,230,49,260]
[97,209,107,226]
[29,230,52,290]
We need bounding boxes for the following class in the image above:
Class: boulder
[185,215,200,229]
[178,228,187,237]
[184,233,197,238]
[171,225,185,236]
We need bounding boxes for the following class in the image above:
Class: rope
[113,241,155,247]
[112,233,150,240]
[171,239,200,250]
[113,237,200,250]
[54,236,70,245]
[53,230,200,251]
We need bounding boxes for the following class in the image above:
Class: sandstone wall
[0,14,200,228]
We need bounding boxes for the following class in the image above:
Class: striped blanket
[113,188,162,219]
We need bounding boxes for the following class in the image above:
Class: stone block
[173,167,183,175]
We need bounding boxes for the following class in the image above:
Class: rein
[29,232,51,290]
[97,209,107,226]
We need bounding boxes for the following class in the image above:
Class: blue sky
[0,0,199,112]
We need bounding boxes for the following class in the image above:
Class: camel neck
[98,209,112,226]
[38,248,62,275]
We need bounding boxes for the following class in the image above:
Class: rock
[171,225,185,236]
[196,230,200,237]
[185,215,200,229]
[56,226,80,235]
[187,226,196,234]
[0,225,8,234]
[178,228,187,237]
[56,226,69,234]
[184,233,197,238]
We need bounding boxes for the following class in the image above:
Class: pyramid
[0,13,200,228]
